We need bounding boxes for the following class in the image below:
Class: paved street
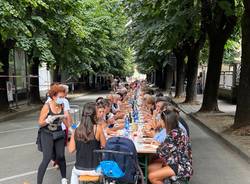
[0,93,249,184]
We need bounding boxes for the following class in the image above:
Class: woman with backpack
[148,111,193,184]
[68,102,106,184]
[37,85,70,184]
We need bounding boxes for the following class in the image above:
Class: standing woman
[37,85,70,184]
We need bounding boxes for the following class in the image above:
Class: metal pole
[71,82,74,94]
[13,49,19,108]
[25,54,30,105]
[232,63,237,87]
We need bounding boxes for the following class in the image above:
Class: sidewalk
[172,95,250,163]
[0,91,90,123]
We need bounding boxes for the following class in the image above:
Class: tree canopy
[0,0,134,78]
[124,0,201,73]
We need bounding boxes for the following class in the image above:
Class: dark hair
[155,97,167,104]
[75,102,97,142]
[96,97,104,103]
[125,83,130,89]
[165,105,180,114]
[160,102,172,111]
[116,93,123,100]
[96,101,105,109]
[161,110,178,133]
[142,87,154,95]
[102,99,111,107]
[145,89,154,95]
[155,96,172,104]
[155,90,164,97]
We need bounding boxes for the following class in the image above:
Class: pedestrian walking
[37,85,70,184]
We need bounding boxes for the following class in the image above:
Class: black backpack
[103,137,139,183]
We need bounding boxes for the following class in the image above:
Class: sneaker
[61,178,68,184]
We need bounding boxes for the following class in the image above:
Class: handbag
[52,130,65,140]
[36,128,43,152]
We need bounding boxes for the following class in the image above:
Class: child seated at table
[108,94,125,120]
[68,102,106,184]
[148,111,193,184]
[148,100,170,129]
[103,113,124,136]
[143,101,169,142]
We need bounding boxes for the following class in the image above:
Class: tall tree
[200,0,237,112]
[125,0,192,89]
[185,34,206,103]
[0,0,46,108]
[234,0,250,128]
[184,0,206,103]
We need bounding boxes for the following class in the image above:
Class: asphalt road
[0,93,249,184]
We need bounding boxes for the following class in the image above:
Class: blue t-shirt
[178,122,188,136]
[153,122,188,143]
[153,128,167,143]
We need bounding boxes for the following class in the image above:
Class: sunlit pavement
[0,92,249,184]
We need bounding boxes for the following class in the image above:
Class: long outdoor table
[135,138,157,184]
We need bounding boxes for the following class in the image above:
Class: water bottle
[69,121,79,133]
[71,123,78,130]
[128,112,132,124]
[124,115,130,137]
[136,110,139,123]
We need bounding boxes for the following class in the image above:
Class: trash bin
[69,105,81,137]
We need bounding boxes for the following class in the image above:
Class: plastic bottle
[128,112,132,124]
[124,115,130,137]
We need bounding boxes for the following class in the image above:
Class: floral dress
[157,128,193,181]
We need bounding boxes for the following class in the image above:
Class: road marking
[0,127,37,134]
[0,161,75,182]
[0,142,35,150]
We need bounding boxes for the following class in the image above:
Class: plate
[143,145,158,149]
[142,138,153,143]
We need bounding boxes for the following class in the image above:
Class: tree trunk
[85,72,90,89]
[200,39,225,112]
[146,74,150,83]
[0,44,10,110]
[163,65,173,93]
[234,2,250,128]
[91,74,96,89]
[29,57,42,104]
[53,64,61,82]
[185,45,200,103]
[155,69,163,89]
[151,72,154,84]
[200,0,237,112]
[174,52,186,98]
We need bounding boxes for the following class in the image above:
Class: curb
[188,113,250,164]
[171,100,250,164]
[0,105,42,123]
[0,91,91,123]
